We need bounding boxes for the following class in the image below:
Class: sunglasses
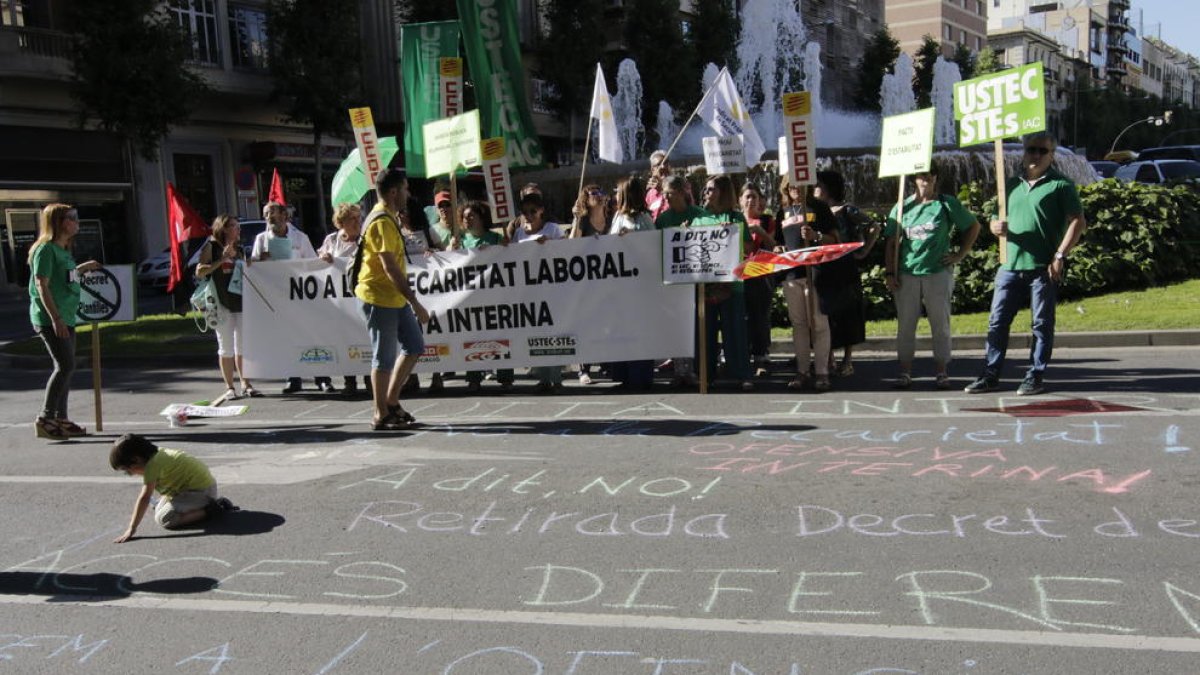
[587,190,606,197]
[1024,146,1052,156]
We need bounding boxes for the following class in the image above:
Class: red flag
[166,182,210,293]
[733,242,863,280]
[269,168,286,206]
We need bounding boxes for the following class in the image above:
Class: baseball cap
[435,191,452,206]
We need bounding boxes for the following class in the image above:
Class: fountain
[701,63,720,96]
[880,52,917,118]
[612,59,644,162]
[734,0,807,144]
[654,100,678,152]
[930,57,962,145]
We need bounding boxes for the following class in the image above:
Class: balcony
[0,26,72,80]
[1109,0,1130,9]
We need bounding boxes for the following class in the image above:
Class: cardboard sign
[782,92,816,187]
[77,265,135,323]
[348,107,383,187]
[702,135,745,176]
[439,57,463,118]
[661,225,742,284]
[954,62,1046,145]
[879,108,936,178]
[481,137,514,222]
[423,110,482,177]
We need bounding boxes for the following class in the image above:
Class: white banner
[661,225,741,284]
[241,232,694,378]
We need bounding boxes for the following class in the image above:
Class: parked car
[1113,159,1200,185]
[1089,160,1120,179]
[137,219,267,288]
[1135,145,1200,162]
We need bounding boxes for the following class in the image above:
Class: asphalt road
[1,347,1198,674]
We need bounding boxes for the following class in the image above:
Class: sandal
[55,419,88,436]
[219,388,241,403]
[813,376,832,392]
[242,385,263,398]
[935,374,952,390]
[35,416,68,441]
[787,374,810,391]
[387,404,417,425]
[835,362,855,377]
[892,373,913,390]
[371,412,410,431]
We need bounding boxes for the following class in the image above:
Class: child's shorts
[155,484,219,528]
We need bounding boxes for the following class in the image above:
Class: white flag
[589,64,622,163]
[696,68,766,168]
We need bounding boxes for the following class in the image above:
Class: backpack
[348,209,402,290]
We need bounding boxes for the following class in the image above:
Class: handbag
[227,260,244,295]
[189,278,221,331]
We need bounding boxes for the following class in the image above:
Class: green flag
[400,21,460,178]
[457,0,544,169]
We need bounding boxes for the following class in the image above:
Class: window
[1,0,24,26]
[944,25,952,40]
[229,5,268,70]
[530,77,557,116]
[169,0,220,65]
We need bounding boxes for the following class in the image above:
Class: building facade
[884,0,988,57]
[988,0,1131,87]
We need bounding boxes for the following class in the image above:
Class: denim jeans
[983,268,1058,378]
[37,325,75,419]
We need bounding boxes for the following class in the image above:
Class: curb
[3,330,1198,371]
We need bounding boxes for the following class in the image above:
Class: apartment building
[986,24,1080,137]
[884,0,989,57]
[989,0,1131,87]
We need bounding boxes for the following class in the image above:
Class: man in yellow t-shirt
[355,168,430,431]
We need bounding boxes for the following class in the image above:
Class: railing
[2,26,72,59]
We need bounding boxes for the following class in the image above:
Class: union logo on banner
[481,136,514,222]
[782,92,815,187]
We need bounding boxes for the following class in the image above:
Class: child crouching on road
[110,433,236,543]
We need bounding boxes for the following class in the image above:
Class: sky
[1130,0,1200,59]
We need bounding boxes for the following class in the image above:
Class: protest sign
[954,62,1046,145]
[439,57,463,118]
[240,232,693,377]
[423,110,482,177]
[782,92,816,186]
[349,107,383,187]
[481,137,514,222]
[661,225,742,284]
[77,265,135,324]
[702,135,745,176]
[878,108,936,178]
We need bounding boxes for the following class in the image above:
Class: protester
[606,175,657,389]
[251,200,324,394]
[514,191,566,391]
[195,214,260,402]
[739,183,778,377]
[883,161,981,390]
[567,183,611,384]
[504,183,543,242]
[354,168,430,430]
[965,132,1086,396]
[814,170,879,377]
[693,175,753,391]
[778,180,838,392]
[459,201,516,393]
[318,203,369,397]
[654,175,707,387]
[396,196,447,393]
[111,433,236,542]
[27,203,100,440]
[429,190,458,249]
[646,150,692,219]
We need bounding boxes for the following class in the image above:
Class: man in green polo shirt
[965,132,1086,396]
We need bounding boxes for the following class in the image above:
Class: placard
[481,137,514,222]
[954,62,1046,145]
[782,92,816,187]
[77,265,136,323]
[702,135,745,176]
[348,107,383,187]
[439,57,463,118]
[423,110,483,177]
[661,225,742,284]
[878,108,936,178]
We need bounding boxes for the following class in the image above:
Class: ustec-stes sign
[954,62,1046,145]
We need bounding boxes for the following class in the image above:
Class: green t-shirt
[461,229,501,249]
[654,205,708,230]
[430,221,454,248]
[1000,168,1084,271]
[884,194,978,276]
[28,242,80,328]
[689,209,751,251]
[143,447,215,498]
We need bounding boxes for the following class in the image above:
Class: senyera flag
[734,242,863,280]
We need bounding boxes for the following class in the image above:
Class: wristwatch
[1054,251,1067,261]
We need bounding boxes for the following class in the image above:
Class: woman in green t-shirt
[27,203,101,440]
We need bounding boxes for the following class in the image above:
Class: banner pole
[993,139,1008,264]
[892,176,906,277]
[449,170,461,244]
[664,69,723,161]
[91,321,103,433]
[697,283,708,394]
[577,117,594,203]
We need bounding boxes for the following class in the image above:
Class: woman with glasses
[693,175,754,391]
[514,192,566,392]
[196,214,261,403]
[739,183,778,377]
[778,180,837,392]
[28,203,101,440]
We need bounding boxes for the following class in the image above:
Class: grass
[5,281,1199,359]
[779,279,1200,339]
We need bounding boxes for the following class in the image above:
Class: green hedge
[770,180,1200,326]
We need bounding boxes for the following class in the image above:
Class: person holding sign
[513,191,566,392]
[965,132,1086,397]
[319,203,370,398]
[778,182,836,393]
[354,169,430,431]
[568,184,611,386]
[694,175,753,392]
[739,183,777,377]
[195,215,261,402]
[28,203,100,440]
[883,161,981,390]
[654,175,706,388]
[459,201,515,393]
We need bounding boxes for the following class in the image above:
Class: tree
[267,0,363,234]
[67,0,209,160]
[623,0,693,148]
[854,28,900,112]
[912,35,942,108]
[688,0,739,84]
[974,47,1003,76]
[397,0,456,23]
[952,43,977,81]
[537,0,606,121]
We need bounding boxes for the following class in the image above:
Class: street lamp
[1109,112,1174,156]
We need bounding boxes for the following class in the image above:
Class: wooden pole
[449,171,461,244]
[994,138,1009,264]
[892,176,906,277]
[697,283,708,395]
[91,321,103,433]
[663,68,724,161]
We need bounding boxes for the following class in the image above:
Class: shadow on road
[131,509,286,539]
[0,571,218,599]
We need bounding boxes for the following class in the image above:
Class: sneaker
[891,373,912,390]
[813,376,832,392]
[281,378,302,395]
[1017,375,1045,396]
[964,376,999,394]
[934,374,953,391]
[578,372,594,385]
